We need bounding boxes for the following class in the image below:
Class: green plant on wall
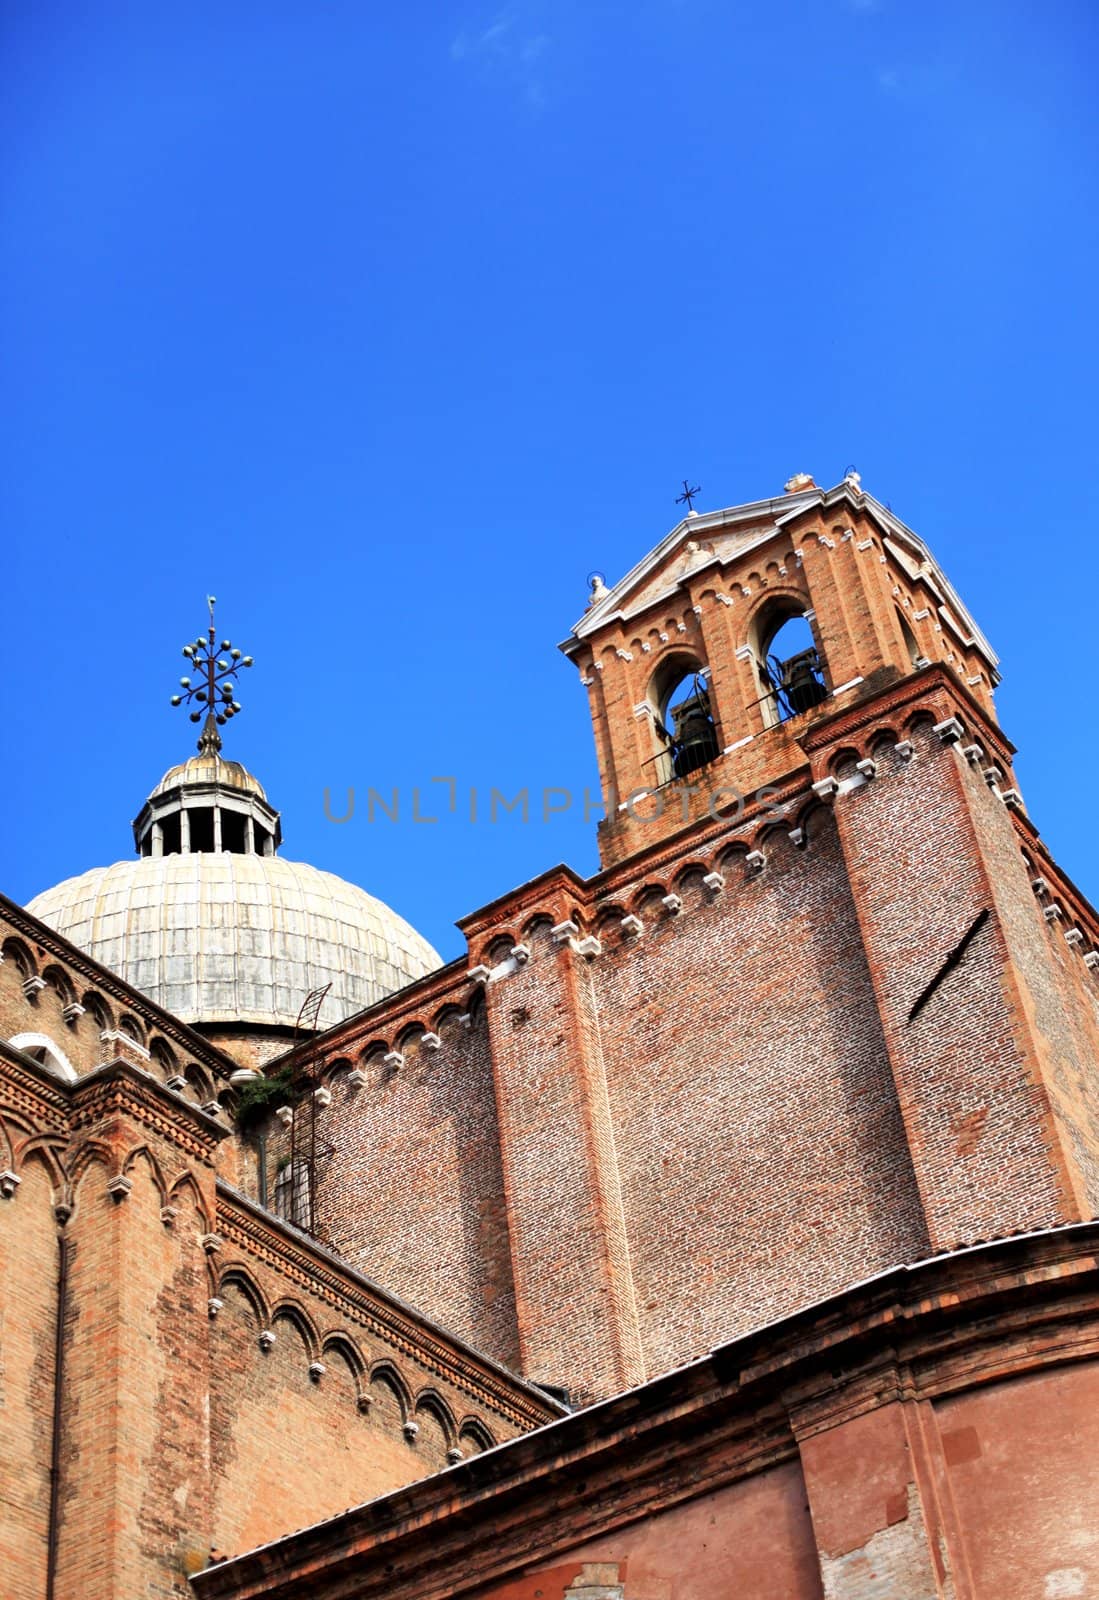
[234,1066,298,1132]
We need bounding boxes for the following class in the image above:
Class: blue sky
[2,0,1097,962]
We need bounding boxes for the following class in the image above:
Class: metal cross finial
[170,597,254,755]
[676,480,701,513]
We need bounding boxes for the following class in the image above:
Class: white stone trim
[8,1033,78,1084]
[99,1029,150,1062]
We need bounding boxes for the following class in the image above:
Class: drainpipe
[46,1214,70,1600]
[257,1128,268,1209]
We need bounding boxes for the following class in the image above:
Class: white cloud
[450,8,552,108]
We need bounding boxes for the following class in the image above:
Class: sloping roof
[561,479,998,675]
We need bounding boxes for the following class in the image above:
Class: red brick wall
[484,918,645,1401]
[833,721,1078,1246]
[188,1229,1099,1600]
[308,1017,521,1370]
[210,1281,445,1559]
[208,1188,540,1562]
[592,808,928,1378]
[0,1154,58,1598]
[967,786,1099,1214]
[56,1155,211,1599]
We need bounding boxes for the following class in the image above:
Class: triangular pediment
[562,480,997,673]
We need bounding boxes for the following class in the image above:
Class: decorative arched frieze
[369,1359,413,1425]
[457,1416,496,1454]
[320,1332,368,1404]
[168,1170,214,1234]
[414,1387,458,1451]
[121,1144,169,1207]
[270,1299,322,1364]
[217,1265,271,1328]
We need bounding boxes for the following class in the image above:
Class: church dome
[26,613,440,1033]
[27,853,440,1031]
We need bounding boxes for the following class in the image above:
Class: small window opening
[656,671,720,780]
[760,615,827,722]
[189,808,215,853]
[897,609,922,670]
[161,813,182,855]
[221,810,246,853]
[274,1161,311,1229]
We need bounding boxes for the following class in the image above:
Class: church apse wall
[208,1187,536,1564]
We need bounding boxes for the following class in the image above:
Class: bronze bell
[782,649,828,715]
[671,691,720,778]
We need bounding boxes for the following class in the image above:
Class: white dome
[27,855,441,1031]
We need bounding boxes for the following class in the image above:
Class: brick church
[2,472,1097,1600]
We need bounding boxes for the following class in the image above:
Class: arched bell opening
[752,604,828,728]
[648,657,720,785]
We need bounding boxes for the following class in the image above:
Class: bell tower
[562,472,1004,866]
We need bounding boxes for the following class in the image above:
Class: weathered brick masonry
[251,479,1099,1403]
[0,905,557,1600]
[191,1225,1099,1600]
[4,474,1099,1600]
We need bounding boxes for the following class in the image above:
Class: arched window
[650,663,720,782]
[755,609,828,726]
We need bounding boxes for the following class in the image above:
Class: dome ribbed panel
[26,857,440,1029]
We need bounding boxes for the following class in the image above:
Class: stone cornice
[0,889,237,1081]
[70,1057,226,1165]
[1010,809,1099,940]
[216,1184,562,1432]
[0,1039,71,1131]
[191,1224,1099,1600]
[797,661,1016,769]
[456,864,589,942]
[266,956,471,1075]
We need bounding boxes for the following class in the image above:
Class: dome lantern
[26,597,441,1049]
